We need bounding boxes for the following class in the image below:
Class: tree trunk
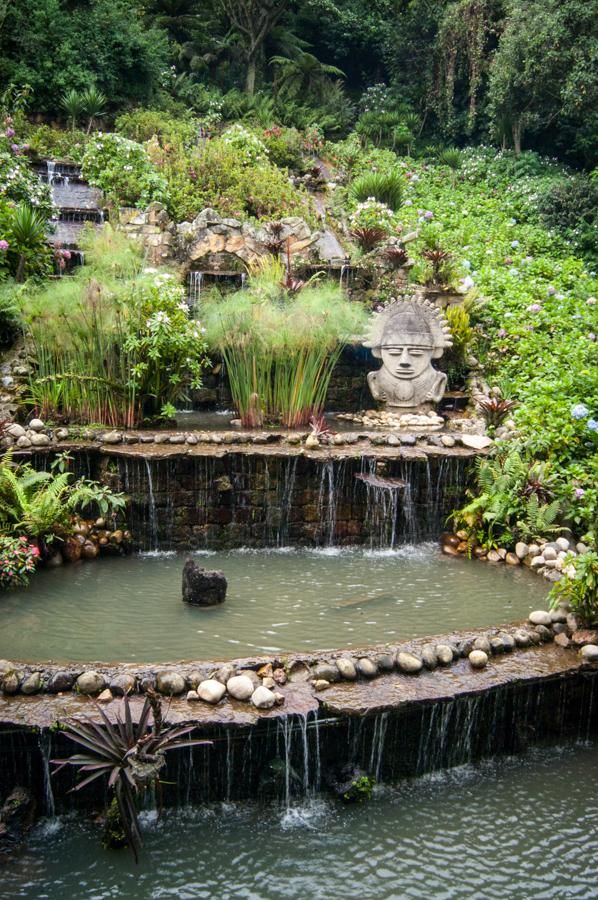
[245,57,257,95]
[15,255,26,283]
[512,120,522,155]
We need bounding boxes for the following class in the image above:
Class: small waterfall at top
[277,457,298,546]
[46,160,56,185]
[144,458,159,551]
[339,263,347,289]
[188,271,203,312]
[240,272,247,289]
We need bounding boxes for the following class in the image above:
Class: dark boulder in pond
[0,787,36,858]
[182,559,227,606]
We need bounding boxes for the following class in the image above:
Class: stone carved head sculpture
[363,297,453,408]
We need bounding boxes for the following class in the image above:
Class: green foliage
[201,259,367,427]
[452,447,563,546]
[61,89,86,131]
[342,774,376,803]
[0,283,22,345]
[350,171,403,211]
[81,86,106,134]
[0,450,124,548]
[114,109,199,147]
[152,133,312,223]
[0,0,170,115]
[549,551,598,626]
[24,124,89,164]
[81,133,168,208]
[0,123,53,217]
[52,691,210,861]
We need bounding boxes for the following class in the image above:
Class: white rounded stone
[580,645,598,662]
[468,650,488,669]
[28,418,44,431]
[226,674,254,700]
[556,537,570,552]
[529,610,552,626]
[396,652,423,674]
[197,679,226,704]
[251,686,276,709]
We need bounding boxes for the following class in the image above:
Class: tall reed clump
[20,227,208,427]
[201,260,367,427]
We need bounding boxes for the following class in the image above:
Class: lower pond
[0,545,547,663]
[4,740,596,899]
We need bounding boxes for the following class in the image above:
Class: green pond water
[3,741,596,899]
[0,545,547,663]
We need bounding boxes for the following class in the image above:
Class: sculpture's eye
[409,349,424,356]
[386,348,402,356]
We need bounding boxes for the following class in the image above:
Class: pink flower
[527,303,542,312]
[10,143,19,153]
[574,488,585,499]
[587,297,597,306]
[30,546,40,557]
[5,127,15,137]
[0,239,8,251]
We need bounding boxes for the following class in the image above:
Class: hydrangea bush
[349,198,397,233]
[221,125,268,166]
[0,117,52,218]
[81,133,168,208]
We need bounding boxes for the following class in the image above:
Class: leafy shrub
[0,282,22,344]
[115,109,200,147]
[24,124,88,163]
[549,550,598,626]
[350,171,403,211]
[261,126,304,170]
[221,124,268,166]
[0,121,52,217]
[154,137,312,223]
[349,198,397,233]
[81,133,168,208]
[0,535,39,589]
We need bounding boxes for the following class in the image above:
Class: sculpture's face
[380,344,434,379]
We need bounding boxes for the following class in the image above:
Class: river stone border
[1,608,596,708]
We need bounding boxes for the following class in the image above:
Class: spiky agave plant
[350,227,387,253]
[52,691,210,862]
[350,171,403,211]
[476,396,517,428]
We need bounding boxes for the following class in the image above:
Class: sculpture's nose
[399,348,412,368]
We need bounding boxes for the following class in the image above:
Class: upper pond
[0,545,547,663]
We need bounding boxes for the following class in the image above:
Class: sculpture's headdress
[363,296,452,358]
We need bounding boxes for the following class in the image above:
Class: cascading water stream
[144,458,159,552]
[188,271,203,311]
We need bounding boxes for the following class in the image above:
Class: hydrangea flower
[547,285,556,295]
[460,276,474,290]
[587,297,597,305]
[588,419,598,431]
[511,240,519,248]
[589,333,596,342]
[0,239,8,251]
[574,488,585,499]
[571,404,589,419]
[497,328,507,338]
[423,210,434,220]
[527,303,541,312]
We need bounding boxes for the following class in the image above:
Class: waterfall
[46,160,56,185]
[188,271,203,311]
[339,264,347,289]
[38,732,55,818]
[316,460,345,546]
[277,457,298,546]
[144,458,159,551]
[240,273,247,290]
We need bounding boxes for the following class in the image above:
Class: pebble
[98,688,114,703]
[109,673,136,695]
[435,644,453,665]
[580,645,598,662]
[197,679,226,704]
[313,679,330,691]
[473,636,491,654]
[555,537,570,552]
[251,686,276,709]
[513,630,531,647]
[336,657,357,680]
[529,610,552,626]
[375,653,395,672]
[226,674,255,700]
[490,637,505,654]
[21,672,42,694]
[534,625,553,642]
[461,434,493,450]
[515,542,529,559]
[505,552,520,565]
[468,650,488,669]
[487,550,501,562]
[156,670,186,695]
[357,657,378,678]
[421,645,438,669]
[15,436,31,448]
[7,424,25,438]
[76,670,107,695]
[554,633,570,648]
[441,435,456,447]
[2,672,19,694]
[186,690,200,701]
[396,652,423,674]
[576,542,588,555]
[542,546,557,561]
[47,671,75,693]
[498,632,516,652]
[530,555,545,568]
[550,608,568,624]
[102,431,122,444]
[30,433,50,446]
[312,662,341,683]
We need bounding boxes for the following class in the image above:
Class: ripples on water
[4,742,597,899]
[0,546,548,663]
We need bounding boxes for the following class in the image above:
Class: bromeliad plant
[202,259,367,428]
[52,691,210,861]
